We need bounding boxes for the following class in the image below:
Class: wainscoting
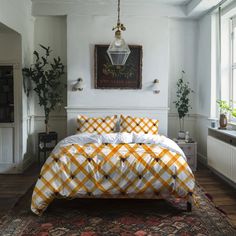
[2,110,210,173]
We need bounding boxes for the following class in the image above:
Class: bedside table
[175,140,197,171]
[38,132,58,163]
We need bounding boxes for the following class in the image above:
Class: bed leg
[187,201,192,212]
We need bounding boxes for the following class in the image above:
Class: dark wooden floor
[0,163,235,227]
[0,164,40,216]
[195,165,236,227]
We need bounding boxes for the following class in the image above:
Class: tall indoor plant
[174,71,194,139]
[23,45,65,133]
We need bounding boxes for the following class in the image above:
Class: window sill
[228,122,236,128]
[209,127,236,140]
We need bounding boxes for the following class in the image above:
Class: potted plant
[23,45,65,133]
[216,100,233,129]
[174,71,194,139]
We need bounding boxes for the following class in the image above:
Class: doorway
[0,22,22,173]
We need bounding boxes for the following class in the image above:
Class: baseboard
[197,152,207,166]
[208,166,236,189]
[0,163,21,174]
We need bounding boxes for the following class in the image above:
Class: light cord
[117,0,120,24]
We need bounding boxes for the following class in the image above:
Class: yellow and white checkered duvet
[31,139,195,215]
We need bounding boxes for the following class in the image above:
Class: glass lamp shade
[107,37,131,66]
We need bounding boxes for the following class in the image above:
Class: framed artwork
[94,45,142,89]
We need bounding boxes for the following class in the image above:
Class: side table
[38,132,58,163]
[174,139,197,171]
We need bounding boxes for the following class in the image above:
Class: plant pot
[219,114,227,129]
[178,131,185,139]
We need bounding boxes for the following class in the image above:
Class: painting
[94,45,142,89]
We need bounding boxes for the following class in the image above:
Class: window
[220,15,236,122]
[231,17,236,115]
[212,6,236,120]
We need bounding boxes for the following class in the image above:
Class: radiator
[207,136,236,184]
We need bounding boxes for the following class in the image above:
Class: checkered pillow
[77,115,117,134]
[120,115,159,134]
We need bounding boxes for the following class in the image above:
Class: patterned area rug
[0,184,235,236]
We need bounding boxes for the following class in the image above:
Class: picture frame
[94,45,142,89]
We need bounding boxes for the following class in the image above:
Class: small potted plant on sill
[216,100,234,129]
[23,44,65,133]
[174,71,194,139]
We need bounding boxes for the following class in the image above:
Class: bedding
[120,115,159,134]
[77,115,117,134]
[31,133,195,215]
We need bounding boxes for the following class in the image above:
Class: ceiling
[31,0,225,18]
[156,0,192,5]
[31,0,192,5]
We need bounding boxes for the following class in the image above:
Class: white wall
[31,1,199,138]
[67,14,169,108]
[168,19,198,139]
[0,0,34,66]
[0,33,21,62]
[33,16,67,141]
[0,0,226,172]
[67,13,170,135]
[195,14,213,163]
[31,1,206,167]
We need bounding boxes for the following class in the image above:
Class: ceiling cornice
[32,0,187,18]
[186,0,223,18]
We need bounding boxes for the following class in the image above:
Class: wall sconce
[72,78,84,91]
[153,79,160,94]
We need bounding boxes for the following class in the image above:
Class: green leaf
[21,44,65,123]
[33,51,39,61]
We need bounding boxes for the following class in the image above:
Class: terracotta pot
[219,114,227,128]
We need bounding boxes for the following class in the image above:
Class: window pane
[233,69,236,107]
[233,26,236,64]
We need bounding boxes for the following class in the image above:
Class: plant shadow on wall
[173,71,194,139]
[23,45,66,133]
[94,45,142,89]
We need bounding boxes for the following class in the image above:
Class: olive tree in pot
[173,71,194,139]
[23,45,65,133]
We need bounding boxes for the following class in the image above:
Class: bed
[31,115,195,215]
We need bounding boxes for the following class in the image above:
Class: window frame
[229,16,236,122]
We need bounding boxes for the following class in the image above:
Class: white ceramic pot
[178,131,185,139]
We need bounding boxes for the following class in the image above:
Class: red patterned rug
[0,184,235,236]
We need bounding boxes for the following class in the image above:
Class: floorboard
[0,164,40,216]
[195,164,236,227]
[0,162,235,227]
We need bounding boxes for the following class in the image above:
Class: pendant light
[107,0,130,66]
